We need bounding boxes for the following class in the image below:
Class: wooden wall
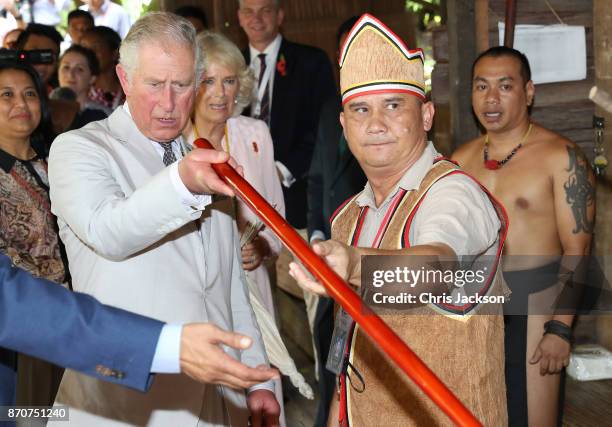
[163,0,416,85]
[432,0,595,156]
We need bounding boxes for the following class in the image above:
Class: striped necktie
[158,142,176,166]
[257,53,270,125]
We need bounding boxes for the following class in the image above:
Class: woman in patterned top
[0,59,66,407]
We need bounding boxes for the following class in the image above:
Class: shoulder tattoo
[563,145,595,234]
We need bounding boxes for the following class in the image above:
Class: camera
[0,49,55,65]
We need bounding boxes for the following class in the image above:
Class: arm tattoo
[563,146,595,234]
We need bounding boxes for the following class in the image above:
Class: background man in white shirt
[80,0,131,38]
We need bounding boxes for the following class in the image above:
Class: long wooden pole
[193,138,482,427]
[504,0,517,47]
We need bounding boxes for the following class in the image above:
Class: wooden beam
[446,0,479,148]
[593,0,612,350]
[503,0,517,47]
[212,0,224,31]
[593,0,612,253]
[475,0,489,52]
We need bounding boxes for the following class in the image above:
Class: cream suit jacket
[48,107,270,426]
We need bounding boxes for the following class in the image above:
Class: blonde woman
[185,30,287,426]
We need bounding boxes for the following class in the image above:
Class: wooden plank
[431,62,450,104]
[432,26,449,62]
[563,377,612,427]
[490,0,592,14]
[447,0,479,148]
[531,101,594,131]
[437,25,593,68]
[431,103,453,155]
[486,0,593,32]
[534,71,595,106]
[503,0,518,47]
[593,0,612,256]
[487,10,592,28]
[475,0,490,52]
[212,0,223,31]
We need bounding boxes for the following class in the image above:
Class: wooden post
[475,0,489,53]
[503,0,517,47]
[447,0,479,149]
[212,0,224,31]
[593,0,612,349]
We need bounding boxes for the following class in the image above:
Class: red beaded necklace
[483,123,532,170]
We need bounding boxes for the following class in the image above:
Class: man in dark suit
[307,96,367,244]
[0,253,278,410]
[306,16,366,426]
[238,0,336,229]
[307,95,366,426]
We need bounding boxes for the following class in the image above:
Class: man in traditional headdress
[290,14,508,426]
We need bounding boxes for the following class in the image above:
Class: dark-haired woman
[79,26,124,111]
[57,44,108,128]
[0,60,66,407]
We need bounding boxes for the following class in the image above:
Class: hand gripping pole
[193,138,482,426]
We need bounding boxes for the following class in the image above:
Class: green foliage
[123,0,156,22]
[406,0,443,30]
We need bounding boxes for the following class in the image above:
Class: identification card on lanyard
[326,307,354,375]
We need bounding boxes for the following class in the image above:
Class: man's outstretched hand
[179,323,279,389]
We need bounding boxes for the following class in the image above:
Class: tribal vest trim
[332,158,509,427]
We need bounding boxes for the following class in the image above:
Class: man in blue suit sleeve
[0,253,278,409]
[0,253,162,404]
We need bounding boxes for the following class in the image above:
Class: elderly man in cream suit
[47,12,280,427]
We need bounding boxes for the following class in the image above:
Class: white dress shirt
[355,142,500,256]
[19,0,71,26]
[80,0,132,39]
[0,14,18,43]
[247,34,295,188]
[150,324,181,373]
[248,33,282,117]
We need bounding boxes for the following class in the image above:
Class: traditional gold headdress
[339,14,425,105]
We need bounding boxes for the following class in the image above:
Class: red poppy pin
[252,141,259,153]
[276,54,287,77]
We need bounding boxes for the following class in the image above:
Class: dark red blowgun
[193,137,482,427]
